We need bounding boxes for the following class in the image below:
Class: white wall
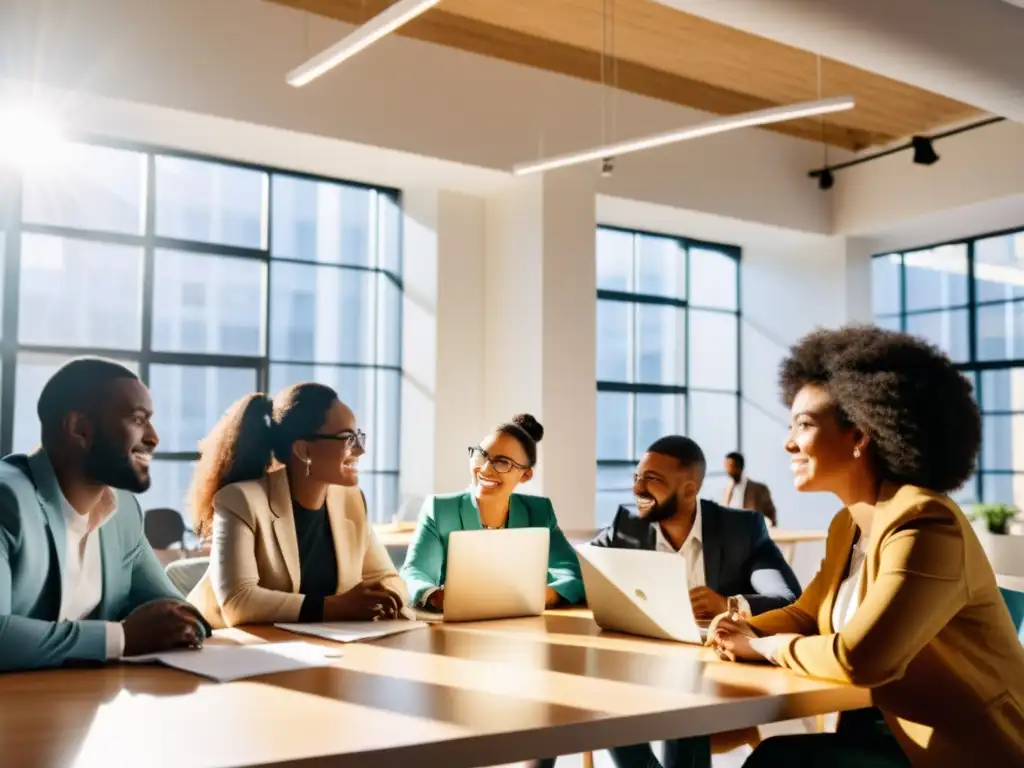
[400,189,488,514]
[433,193,489,495]
[863,194,1024,256]
[483,179,547,431]
[836,120,1024,237]
[0,78,511,199]
[740,238,859,531]
[538,169,600,530]
[400,189,442,510]
[0,0,836,234]
[485,170,599,529]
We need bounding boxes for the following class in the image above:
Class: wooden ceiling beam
[269,0,892,151]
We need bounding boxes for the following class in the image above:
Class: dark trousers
[530,736,710,768]
[608,736,711,768]
[744,709,910,768]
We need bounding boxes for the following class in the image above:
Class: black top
[588,501,803,616]
[294,501,339,622]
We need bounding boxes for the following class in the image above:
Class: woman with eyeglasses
[401,414,584,612]
[187,383,408,628]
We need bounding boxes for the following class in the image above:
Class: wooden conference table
[2,610,869,768]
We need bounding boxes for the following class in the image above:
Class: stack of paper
[275,619,428,643]
[123,641,336,682]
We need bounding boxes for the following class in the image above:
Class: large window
[595,226,741,524]
[873,228,1024,506]
[0,140,402,524]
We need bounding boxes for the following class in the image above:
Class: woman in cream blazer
[711,326,1024,768]
[188,383,407,629]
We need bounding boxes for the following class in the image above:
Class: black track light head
[818,168,835,191]
[911,136,940,165]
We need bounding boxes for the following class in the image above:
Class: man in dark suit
[590,435,801,768]
[722,451,777,527]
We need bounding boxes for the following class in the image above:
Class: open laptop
[442,528,550,622]
[577,544,706,644]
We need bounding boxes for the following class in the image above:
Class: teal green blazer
[400,491,585,607]
[0,450,184,672]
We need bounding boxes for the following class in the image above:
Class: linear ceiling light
[287,0,442,87]
[511,95,855,176]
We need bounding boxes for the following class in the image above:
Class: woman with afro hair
[709,325,1024,768]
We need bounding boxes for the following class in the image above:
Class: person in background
[0,358,206,672]
[590,435,801,768]
[401,414,584,612]
[711,326,1024,768]
[187,383,407,628]
[723,451,777,527]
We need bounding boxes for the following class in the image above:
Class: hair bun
[512,413,544,443]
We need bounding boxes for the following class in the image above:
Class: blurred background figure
[723,451,778,527]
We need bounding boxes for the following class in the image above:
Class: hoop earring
[304,458,312,477]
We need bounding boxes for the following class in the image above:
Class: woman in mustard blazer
[711,326,1024,768]
[401,414,584,611]
[187,383,407,628]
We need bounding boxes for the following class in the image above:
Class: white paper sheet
[412,610,444,624]
[275,619,428,643]
[123,641,336,682]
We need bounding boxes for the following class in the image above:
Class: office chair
[144,507,187,549]
[1000,587,1024,642]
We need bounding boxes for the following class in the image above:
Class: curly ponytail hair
[189,383,339,537]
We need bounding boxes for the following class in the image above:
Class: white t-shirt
[59,488,125,659]
[656,504,752,617]
[654,503,705,589]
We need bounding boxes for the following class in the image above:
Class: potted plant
[971,503,1019,535]
[971,503,1024,578]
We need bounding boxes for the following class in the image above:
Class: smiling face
[786,384,865,494]
[77,377,159,493]
[632,451,701,523]
[297,399,365,488]
[469,430,533,501]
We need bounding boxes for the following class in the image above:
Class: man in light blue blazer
[1,358,208,673]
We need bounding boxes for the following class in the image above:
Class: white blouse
[748,531,868,663]
[832,540,866,631]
